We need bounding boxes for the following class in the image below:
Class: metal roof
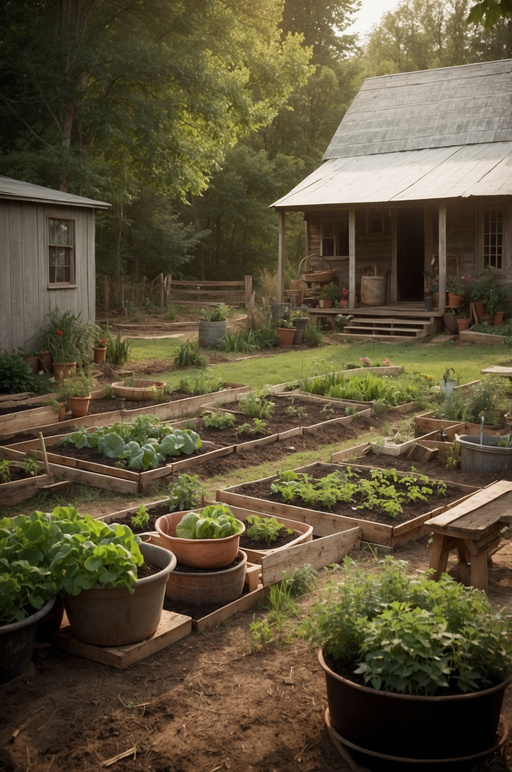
[272,59,512,210]
[324,59,512,160]
[0,176,110,208]
[272,142,512,209]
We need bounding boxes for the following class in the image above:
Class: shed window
[483,209,503,271]
[366,208,384,235]
[48,218,75,284]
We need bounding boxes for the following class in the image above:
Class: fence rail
[98,274,253,314]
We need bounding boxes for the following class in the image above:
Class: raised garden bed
[0,382,250,442]
[99,500,357,588]
[218,461,476,548]
[3,428,233,494]
[0,455,55,507]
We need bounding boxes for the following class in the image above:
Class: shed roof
[0,176,110,209]
[273,59,512,210]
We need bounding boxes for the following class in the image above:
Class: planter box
[3,431,235,494]
[415,413,508,442]
[219,461,476,548]
[2,383,250,441]
[0,470,53,507]
[268,365,405,393]
[0,404,60,440]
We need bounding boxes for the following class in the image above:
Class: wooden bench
[425,480,512,593]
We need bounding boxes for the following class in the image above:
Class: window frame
[48,216,76,287]
[481,208,504,273]
[321,213,349,257]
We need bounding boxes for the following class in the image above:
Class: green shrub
[105,330,133,365]
[0,352,36,394]
[303,321,324,347]
[174,340,207,368]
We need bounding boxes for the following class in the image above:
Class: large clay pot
[69,395,90,417]
[155,511,244,569]
[360,275,386,306]
[493,311,504,326]
[165,550,248,605]
[456,317,471,332]
[0,597,56,685]
[447,292,463,308]
[276,327,295,346]
[63,542,176,646]
[320,649,511,766]
[38,350,53,374]
[473,300,486,322]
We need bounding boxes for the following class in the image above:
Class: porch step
[338,316,433,342]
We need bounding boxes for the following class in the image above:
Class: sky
[348,0,402,37]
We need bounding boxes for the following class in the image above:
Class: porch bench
[425,480,512,593]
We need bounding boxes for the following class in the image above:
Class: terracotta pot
[473,300,486,322]
[447,292,463,307]
[155,510,244,569]
[38,350,53,374]
[319,649,512,764]
[24,356,40,375]
[63,542,176,646]
[276,327,296,347]
[456,317,471,332]
[93,346,106,363]
[165,550,247,605]
[68,395,90,418]
[53,362,77,382]
[493,311,504,326]
[0,597,56,685]
[339,299,349,307]
[58,403,67,421]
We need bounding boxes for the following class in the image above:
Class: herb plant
[174,340,208,369]
[131,505,150,530]
[178,372,224,395]
[166,473,206,512]
[203,409,235,429]
[0,460,10,484]
[300,556,512,696]
[238,392,275,419]
[236,419,268,436]
[246,515,292,546]
[0,351,36,394]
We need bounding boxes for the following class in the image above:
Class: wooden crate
[218,461,477,549]
[54,609,192,668]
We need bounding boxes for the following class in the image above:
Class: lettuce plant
[175,504,244,540]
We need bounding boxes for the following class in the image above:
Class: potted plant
[480,267,509,324]
[57,372,94,417]
[339,286,349,307]
[290,309,309,344]
[446,276,466,307]
[300,556,512,767]
[42,306,97,379]
[455,307,471,332]
[319,283,338,308]
[155,504,247,605]
[155,504,245,569]
[275,316,295,346]
[198,304,229,347]
[93,336,107,363]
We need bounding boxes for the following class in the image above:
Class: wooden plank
[54,610,192,668]
[278,426,302,441]
[331,443,372,462]
[192,586,268,633]
[260,528,361,587]
[0,473,52,507]
[235,434,279,453]
[169,445,234,472]
[48,463,139,494]
[426,481,512,529]
[0,405,59,438]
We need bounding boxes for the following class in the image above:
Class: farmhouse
[0,176,109,354]
[273,59,512,338]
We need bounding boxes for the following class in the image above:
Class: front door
[397,209,425,301]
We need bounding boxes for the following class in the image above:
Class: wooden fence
[99,274,253,313]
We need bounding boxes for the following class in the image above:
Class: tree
[468,0,512,27]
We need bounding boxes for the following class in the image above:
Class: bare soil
[3,346,512,772]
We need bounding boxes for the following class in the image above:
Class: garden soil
[3,340,512,771]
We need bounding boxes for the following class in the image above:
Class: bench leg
[470,550,488,593]
[429,534,449,580]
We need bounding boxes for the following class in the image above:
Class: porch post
[438,204,447,313]
[390,210,397,303]
[277,210,285,303]
[349,207,356,308]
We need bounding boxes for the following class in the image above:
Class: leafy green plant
[285,399,307,419]
[446,441,461,470]
[174,340,208,368]
[320,402,334,417]
[105,330,133,365]
[20,454,41,477]
[57,372,93,402]
[0,460,11,484]
[58,415,202,471]
[203,409,235,429]
[302,370,429,409]
[201,304,228,322]
[103,384,115,399]
[166,473,206,512]
[246,515,292,546]
[0,506,146,624]
[300,556,512,696]
[178,372,224,395]
[303,320,324,347]
[130,505,150,530]
[270,467,446,518]
[236,419,268,436]
[42,306,96,365]
[0,352,36,394]
[238,392,275,419]
[175,504,244,539]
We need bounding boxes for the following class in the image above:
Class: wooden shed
[272,59,512,338]
[0,176,109,354]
